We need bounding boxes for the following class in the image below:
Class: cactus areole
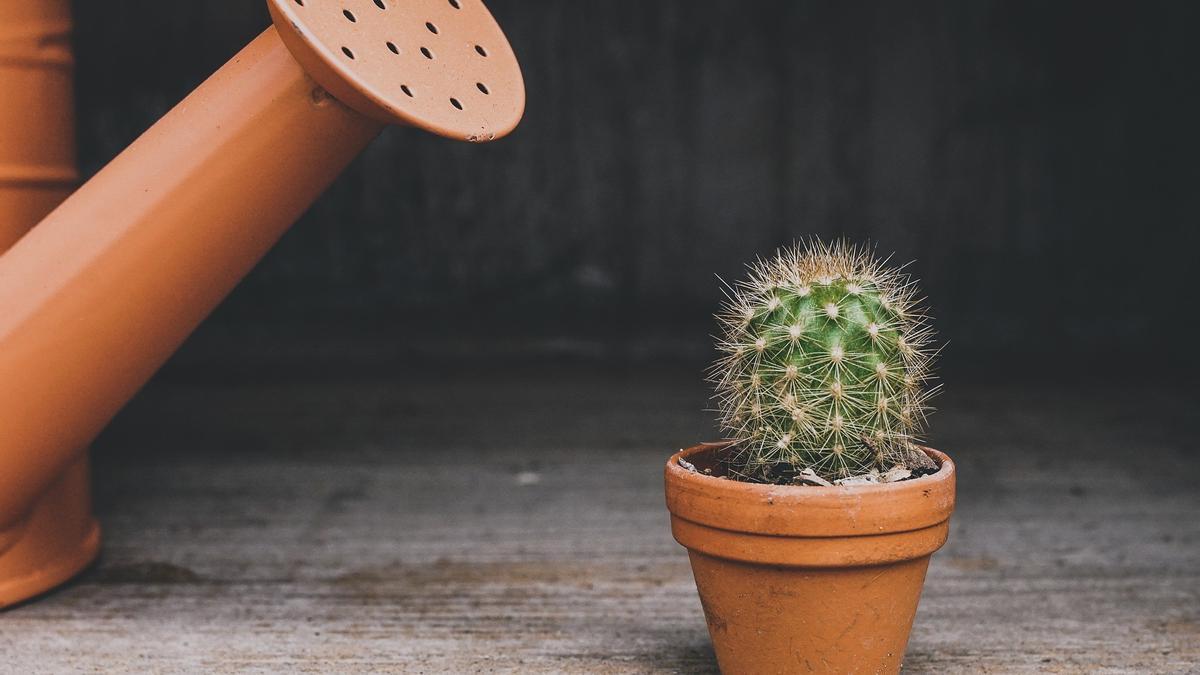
[711,240,938,483]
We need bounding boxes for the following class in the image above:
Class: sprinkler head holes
[269,0,524,141]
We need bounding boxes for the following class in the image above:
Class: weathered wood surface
[2,363,1197,673]
[70,0,1200,359]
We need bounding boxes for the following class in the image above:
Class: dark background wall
[71,0,1199,373]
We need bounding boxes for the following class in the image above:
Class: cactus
[711,240,937,483]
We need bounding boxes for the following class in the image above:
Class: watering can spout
[0,0,523,607]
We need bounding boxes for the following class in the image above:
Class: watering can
[0,0,524,608]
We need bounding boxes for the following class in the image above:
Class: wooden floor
[2,360,1197,673]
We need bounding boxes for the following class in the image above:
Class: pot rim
[665,442,956,538]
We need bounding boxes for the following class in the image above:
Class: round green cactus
[711,240,937,482]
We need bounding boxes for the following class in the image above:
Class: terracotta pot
[665,443,955,674]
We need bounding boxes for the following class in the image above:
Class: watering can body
[0,0,100,607]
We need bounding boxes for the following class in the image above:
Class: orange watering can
[0,0,524,608]
[0,0,75,252]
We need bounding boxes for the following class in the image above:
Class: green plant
[711,240,937,483]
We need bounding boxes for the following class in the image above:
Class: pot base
[0,455,100,609]
[688,550,931,674]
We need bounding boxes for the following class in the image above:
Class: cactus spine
[711,240,937,482]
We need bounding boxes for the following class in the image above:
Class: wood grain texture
[3,362,1197,673]
[68,0,1200,357]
